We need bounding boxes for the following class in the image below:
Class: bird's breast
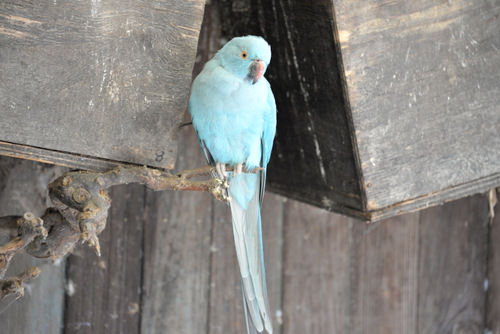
[195,83,267,167]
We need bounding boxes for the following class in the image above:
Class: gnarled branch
[0,164,232,301]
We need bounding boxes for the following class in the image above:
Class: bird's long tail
[228,172,273,334]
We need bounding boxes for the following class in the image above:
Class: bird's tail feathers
[229,173,273,334]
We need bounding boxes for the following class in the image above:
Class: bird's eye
[240,51,248,59]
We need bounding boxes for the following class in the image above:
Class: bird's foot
[215,162,228,180]
[234,163,243,175]
[215,162,244,179]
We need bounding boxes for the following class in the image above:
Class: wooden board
[140,124,212,334]
[349,213,419,333]
[486,190,500,332]
[0,0,205,170]
[281,200,351,333]
[333,0,500,212]
[64,184,145,333]
[416,194,488,332]
[279,193,490,333]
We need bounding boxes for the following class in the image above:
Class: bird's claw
[215,162,228,179]
[215,162,243,179]
[234,163,243,175]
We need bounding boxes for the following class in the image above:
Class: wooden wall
[0,132,498,333]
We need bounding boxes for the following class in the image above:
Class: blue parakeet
[188,35,276,334]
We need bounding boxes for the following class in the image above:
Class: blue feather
[189,35,276,334]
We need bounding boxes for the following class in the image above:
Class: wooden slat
[486,189,500,332]
[0,156,67,333]
[140,122,212,334]
[208,200,247,333]
[0,0,205,170]
[0,140,129,172]
[417,194,488,333]
[261,193,285,334]
[64,184,145,333]
[281,200,351,334]
[349,213,419,333]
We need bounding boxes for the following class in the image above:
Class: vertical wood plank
[208,200,244,334]
[349,213,419,334]
[486,190,500,332]
[281,200,351,334]
[0,157,67,334]
[64,183,145,334]
[417,194,488,333]
[140,121,212,334]
[261,193,285,334]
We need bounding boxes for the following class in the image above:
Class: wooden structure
[1,0,500,333]
[0,0,204,170]
[0,112,499,333]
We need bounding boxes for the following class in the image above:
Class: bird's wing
[259,80,277,203]
[199,136,216,166]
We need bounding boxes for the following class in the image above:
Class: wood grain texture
[332,0,500,210]
[64,184,145,334]
[140,123,212,334]
[281,200,351,334]
[0,156,67,334]
[0,0,205,169]
[486,189,500,332]
[207,199,247,334]
[417,194,488,333]
[261,193,285,334]
[349,213,419,334]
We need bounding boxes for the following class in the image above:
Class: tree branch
[0,164,232,301]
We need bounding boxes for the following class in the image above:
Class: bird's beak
[249,59,266,84]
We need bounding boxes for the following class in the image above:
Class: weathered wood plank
[0,156,67,334]
[0,140,130,172]
[332,0,500,211]
[261,193,285,334]
[486,189,500,332]
[207,201,246,333]
[281,200,351,334]
[417,194,488,333]
[64,184,145,334]
[349,212,419,333]
[140,122,212,334]
[0,0,205,170]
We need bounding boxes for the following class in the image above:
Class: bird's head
[215,35,271,85]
